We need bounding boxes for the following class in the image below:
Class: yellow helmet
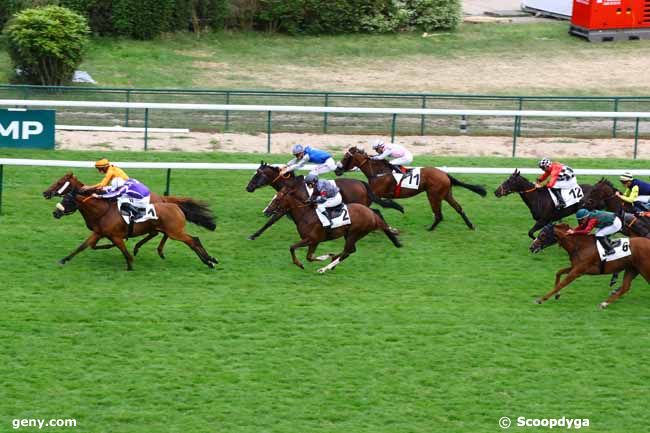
[95,158,110,168]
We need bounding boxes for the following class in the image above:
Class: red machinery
[570,0,650,41]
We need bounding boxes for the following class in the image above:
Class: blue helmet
[305,173,318,185]
[292,144,304,155]
[576,208,589,220]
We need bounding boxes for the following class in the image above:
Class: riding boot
[597,236,615,256]
[391,164,403,174]
[551,188,566,209]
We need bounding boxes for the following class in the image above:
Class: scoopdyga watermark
[499,416,590,429]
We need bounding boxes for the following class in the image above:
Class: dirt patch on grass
[56,130,650,159]
[195,51,650,94]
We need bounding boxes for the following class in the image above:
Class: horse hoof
[58,259,66,265]
[133,249,139,256]
[554,294,561,300]
[211,257,219,264]
[599,302,609,310]
[317,267,327,274]
[535,298,543,305]
[207,262,214,269]
[247,235,256,241]
[159,254,166,260]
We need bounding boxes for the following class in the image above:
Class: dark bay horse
[245,161,403,240]
[43,172,215,257]
[265,183,402,273]
[584,178,650,237]
[495,169,594,239]
[530,223,650,309]
[334,147,487,231]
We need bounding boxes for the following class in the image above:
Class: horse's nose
[43,191,52,199]
[246,185,254,192]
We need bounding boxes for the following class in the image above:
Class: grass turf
[2,150,650,432]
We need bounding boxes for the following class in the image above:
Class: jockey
[536,158,578,209]
[371,140,413,174]
[87,158,129,191]
[93,178,151,225]
[282,144,337,176]
[569,208,622,256]
[616,172,650,213]
[305,173,342,227]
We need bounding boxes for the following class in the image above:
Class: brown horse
[50,189,217,271]
[530,223,650,309]
[265,183,402,273]
[334,147,486,231]
[43,172,215,257]
[245,161,403,240]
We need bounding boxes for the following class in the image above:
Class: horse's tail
[448,174,487,197]
[363,181,404,213]
[163,196,216,231]
[371,208,402,248]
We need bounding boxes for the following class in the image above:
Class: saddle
[326,203,345,219]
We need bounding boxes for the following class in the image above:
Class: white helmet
[538,158,552,170]
[372,139,385,150]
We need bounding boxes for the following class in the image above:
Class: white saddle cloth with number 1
[117,197,158,224]
[548,185,583,208]
[596,237,631,262]
[316,205,351,229]
[392,168,421,189]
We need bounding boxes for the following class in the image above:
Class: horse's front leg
[528,220,546,239]
[600,269,639,309]
[289,238,312,269]
[109,235,134,271]
[537,268,584,304]
[553,266,573,299]
[59,232,101,265]
[133,232,158,256]
[248,211,285,240]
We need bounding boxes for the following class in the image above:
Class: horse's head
[584,178,617,211]
[246,161,291,192]
[335,147,367,176]
[52,190,79,219]
[495,169,532,197]
[529,223,570,253]
[264,185,306,217]
[43,172,83,199]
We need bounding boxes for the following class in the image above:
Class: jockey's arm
[91,166,128,188]
[572,218,598,235]
[372,147,392,160]
[285,154,310,173]
[96,184,126,199]
[544,165,563,188]
[619,185,639,204]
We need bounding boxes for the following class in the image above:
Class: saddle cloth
[548,185,583,208]
[392,168,421,189]
[316,204,351,228]
[119,203,158,225]
[596,237,631,262]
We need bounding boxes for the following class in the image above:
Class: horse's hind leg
[133,232,158,256]
[426,190,443,231]
[59,232,101,265]
[168,231,216,268]
[317,232,364,273]
[289,238,312,269]
[444,192,475,230]
[157,234,169,259]
[306,243,332,262]
[600,269,639,309]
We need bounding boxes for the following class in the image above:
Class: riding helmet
[576,208,589,220]
[292,144,304,155]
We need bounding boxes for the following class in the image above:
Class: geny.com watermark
[12,419,77,430]
[499,416,590,429]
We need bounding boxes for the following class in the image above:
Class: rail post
[0,164,3,215]
[612,98,619,138]
[634,117,640,159]
[390,113,397,143]
[420,96,426,136]
[323,93,329,133]
[517,97,524,137]
[267,111,272,153]
[164,169,172,196]
[512,115,520,158]
[225,91,230,132]
[144,108,149,151]
[125,90,131,127]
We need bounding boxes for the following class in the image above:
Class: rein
[271,171,290,185]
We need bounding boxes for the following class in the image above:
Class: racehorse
[334,147,487,231]
[494,169,594,239]
[265,183,402,273]
[530,223,650,309]
[52,188,218,270]
[43,172,215,257]
[245,161,403,240]
[583,178,650,237]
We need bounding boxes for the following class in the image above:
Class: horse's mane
[597,178,616,190]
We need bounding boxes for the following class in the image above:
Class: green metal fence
[1,84,649,155]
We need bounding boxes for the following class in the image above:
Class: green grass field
[2,149,650,432]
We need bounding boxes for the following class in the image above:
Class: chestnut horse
[43,172,215,257]
[245,161,403,240]
[52,188,218,270]
[335,147,486,231]
[265,183,402,273]
[495,169,594,239]
[530,223,650,309]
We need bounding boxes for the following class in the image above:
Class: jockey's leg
[310,157,337,176]
[390,156,413,174]
[596,218,622,255]
[550,188,565,208]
